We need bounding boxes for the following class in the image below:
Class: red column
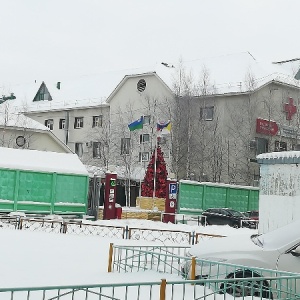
[103,172,117,220]
[163,179,177,223]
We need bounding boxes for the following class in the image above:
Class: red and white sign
[256,118,279,136]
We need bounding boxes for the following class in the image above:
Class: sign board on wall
[256,118,300,139]
[280,125,300,139]
[256,118,278,136]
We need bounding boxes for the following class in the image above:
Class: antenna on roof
[247,51,256,61]
[161,62,175,68]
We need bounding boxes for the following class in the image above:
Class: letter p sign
[169,183,177,199]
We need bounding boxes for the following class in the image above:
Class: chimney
[56,82,61,90]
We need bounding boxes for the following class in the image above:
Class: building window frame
[92,115,103,128]
[75,142,83,157]
[200,106,214,121]
[44,119,54,130]
[92,142,101,158]
[74,117,84,129]
[143,115,151,125]
[255,137,268,155]
[275,141,287,152]
[121,138,131,155]
[59,119,65,129]
[139,152,149,162]
[140,133,150,144]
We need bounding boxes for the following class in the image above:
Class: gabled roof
[106,70,174,103]
[0,102,72,153]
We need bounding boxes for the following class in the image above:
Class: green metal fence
[110,244,300,299]
[3,277,300,300]
[178,180,259,213]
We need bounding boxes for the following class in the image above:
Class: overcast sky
[1,0,299,86]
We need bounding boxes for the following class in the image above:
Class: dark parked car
[243,210,259,220]
[201,208,256,229]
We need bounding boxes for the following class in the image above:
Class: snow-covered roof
[257,151,300,164]
[0,102,49,131]
[0,147,88,175]
[1,52,300,113]
[167,52,300,96]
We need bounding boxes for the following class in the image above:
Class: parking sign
[169,183,177,199]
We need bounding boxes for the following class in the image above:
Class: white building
[3,52,300,186]
[0,98,71,153]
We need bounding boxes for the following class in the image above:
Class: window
[157,136,167,145]
[93,142,101,158]
[59,119,65,129]
[200,107,214,121]
[44,119,53,130]
[39,93,44,101]
[275,141,287,152]
[92,115,103,127]
[292,144,300,151]
[75,142,83,157]
[74,117,84,129]
[256,138,268,155]
[121,138,130,155]
[139,152,149,162]
[140,134,150,143]
[143,115,151,125]
[137,79,146,92]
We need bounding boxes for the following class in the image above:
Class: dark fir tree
[141,146,168,198]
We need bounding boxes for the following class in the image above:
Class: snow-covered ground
[0,218,257,299]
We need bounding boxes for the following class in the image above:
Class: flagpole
[127,131,132,207]
[139,116,144,198]
[153,125,158,199]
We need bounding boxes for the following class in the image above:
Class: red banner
[256,118,278,136]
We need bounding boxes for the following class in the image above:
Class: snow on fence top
[257,151,300,164]
[0,147,88,176]
[179,179,259,190]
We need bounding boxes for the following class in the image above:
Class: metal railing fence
[2,276,299,300]
[0,216,20,229]
[109,243,190,274]
[0,215,225,245]
[128,227,192,244]
[62,220,126,239]
[110,244,300,299]
[19,218,63,233]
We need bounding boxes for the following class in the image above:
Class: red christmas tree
[141,146,168,198]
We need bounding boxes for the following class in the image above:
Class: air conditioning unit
[86,141,93,148]
[249,140,256,149]
[293,144,300,151]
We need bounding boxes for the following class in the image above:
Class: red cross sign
[284,97,297,120]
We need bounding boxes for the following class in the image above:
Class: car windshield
[226,209,244,217]
[251,220,300,250]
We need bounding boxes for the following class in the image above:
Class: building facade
[9,54,300,187]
